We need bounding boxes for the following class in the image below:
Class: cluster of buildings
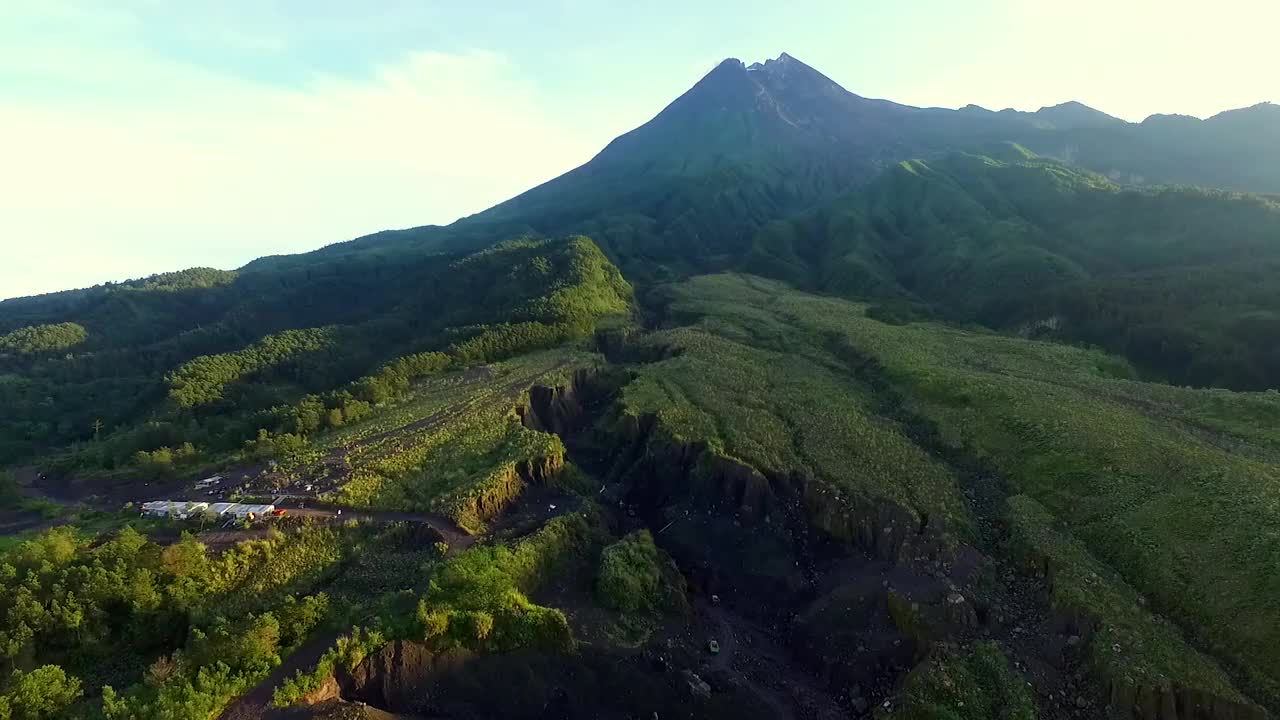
[140,500,277,520]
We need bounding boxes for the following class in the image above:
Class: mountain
[4,52,1280,720]
[3,52,1279,463]
[1029,100,1125,128]
[3,51,1278,457]
[310,54,1278,285]
[435,55,1135,268]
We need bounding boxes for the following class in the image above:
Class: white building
[142,499,276,521]
[209,502,275,519]
[141,501,210,519]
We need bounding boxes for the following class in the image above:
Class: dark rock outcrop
[342,641,474,712]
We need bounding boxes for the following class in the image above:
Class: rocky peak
[747,51,796,71]
[747,52,836,89]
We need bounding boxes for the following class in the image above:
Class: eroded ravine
[259,339,1258,720]
[827,337,1271,720]
[311,357,996,718]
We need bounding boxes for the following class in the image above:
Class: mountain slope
[302,54,1277,286]
[2,54,1277,459]
[447,54,1121,278]
[744,148,1280,389]
[630,273,1280,711]
[0,236,630,467]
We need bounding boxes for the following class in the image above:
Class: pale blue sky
[2,0,1275,299]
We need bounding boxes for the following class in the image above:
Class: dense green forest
[0,236,630,471]
[743,148,1280,389]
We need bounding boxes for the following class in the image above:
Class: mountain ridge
[6,52,1276,303]
[310,52,1280,269]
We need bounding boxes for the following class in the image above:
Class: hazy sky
[2,0,1276,300]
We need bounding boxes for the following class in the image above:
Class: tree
[1,665,83,720]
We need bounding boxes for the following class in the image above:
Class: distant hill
[959,100,1126,130]
[1021,101,1280,190]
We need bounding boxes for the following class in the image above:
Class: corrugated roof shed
[208,502,275,517]
[141,501,210,517]
[141,500,275,519]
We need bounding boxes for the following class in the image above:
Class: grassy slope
[622,277,975,538]
[632,273,1280,705]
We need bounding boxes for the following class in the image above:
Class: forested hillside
[0,236,630,469]
[744,147,1280,389]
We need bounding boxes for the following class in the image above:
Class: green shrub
[890,642,1036,720]
[0,665,83,720]
[167,327,340,407]
[409,512,597,654]
[272,626,385,708]
[596,530,661,613]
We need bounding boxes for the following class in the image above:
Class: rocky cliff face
[341,641,474,712]
[516,367,612,438]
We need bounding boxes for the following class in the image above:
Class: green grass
[0,507,178,554]
[1005,495,1241,701]
[886,641,1037,720]
[622,280,975,541]
[14,494,66,519]
[640,273,1280,707]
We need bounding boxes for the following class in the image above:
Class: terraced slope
[286,350,601,532]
